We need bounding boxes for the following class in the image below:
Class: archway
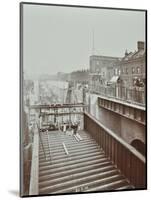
[131,139,145,156]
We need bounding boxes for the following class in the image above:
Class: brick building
[120,41,146,89]
[89,41,146,104]
[89,55,120,90]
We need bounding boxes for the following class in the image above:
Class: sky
[23,4,145,79]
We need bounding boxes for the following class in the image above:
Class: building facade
[89,55,120,90]
[89,41,146,104]
[120,41,146,89]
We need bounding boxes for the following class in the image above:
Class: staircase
[39,130,133,194]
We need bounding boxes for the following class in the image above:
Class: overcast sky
[23,4,145,79]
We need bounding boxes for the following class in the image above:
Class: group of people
[61,122,79,136]
[39,121,80,137]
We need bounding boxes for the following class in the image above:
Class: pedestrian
[63,123,66,134]
[73,123,78,135]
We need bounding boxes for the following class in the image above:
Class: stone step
[45,135,92,142]
[42,132,91,139]
[45,136,97,146]
[43,137,91,143]
[39,160,112,181]
[39,140,98,153]
[39,170,119,194]
[39,138,96,149]
[39,146,102,161]
[39,151,104,166]
[39,143,101,158]
[84,179,131,192]
[115,185,134,190]
[50,174,124,194]
[39,165,115,188]
[39,156,109,174]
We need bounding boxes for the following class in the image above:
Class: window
[95,66,100,73]
[133,79,136,86]
[114,68,118,75]
[132,67,135,74]
[96,61,99,65]
[118,69,121,75]
[137,67,140,74]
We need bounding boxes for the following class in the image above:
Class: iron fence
[90,85,145,105]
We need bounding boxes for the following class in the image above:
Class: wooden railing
[84,112,146,189]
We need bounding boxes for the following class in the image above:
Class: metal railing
[90,85,145,106]
[84,112,146,188]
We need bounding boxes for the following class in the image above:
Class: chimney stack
[125,49,128,56]
[137,41,144,51]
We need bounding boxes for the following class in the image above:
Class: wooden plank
[62,142,69,155]
[74,135,80,142]
[76,133,83,141]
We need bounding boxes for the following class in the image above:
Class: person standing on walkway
[73,123,78,135]
[63,123,66,134]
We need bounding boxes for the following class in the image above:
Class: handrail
[98,95,146,111]
[29,127,39,195]
[84,112,146,188]
[90,84,145,106]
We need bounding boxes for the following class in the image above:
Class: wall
[98,107,122,137]
[87,93,145,145]
[121,116,145,144]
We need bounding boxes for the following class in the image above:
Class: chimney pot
[137,41,144,51]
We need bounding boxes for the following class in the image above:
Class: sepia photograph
[20,2,147,197]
